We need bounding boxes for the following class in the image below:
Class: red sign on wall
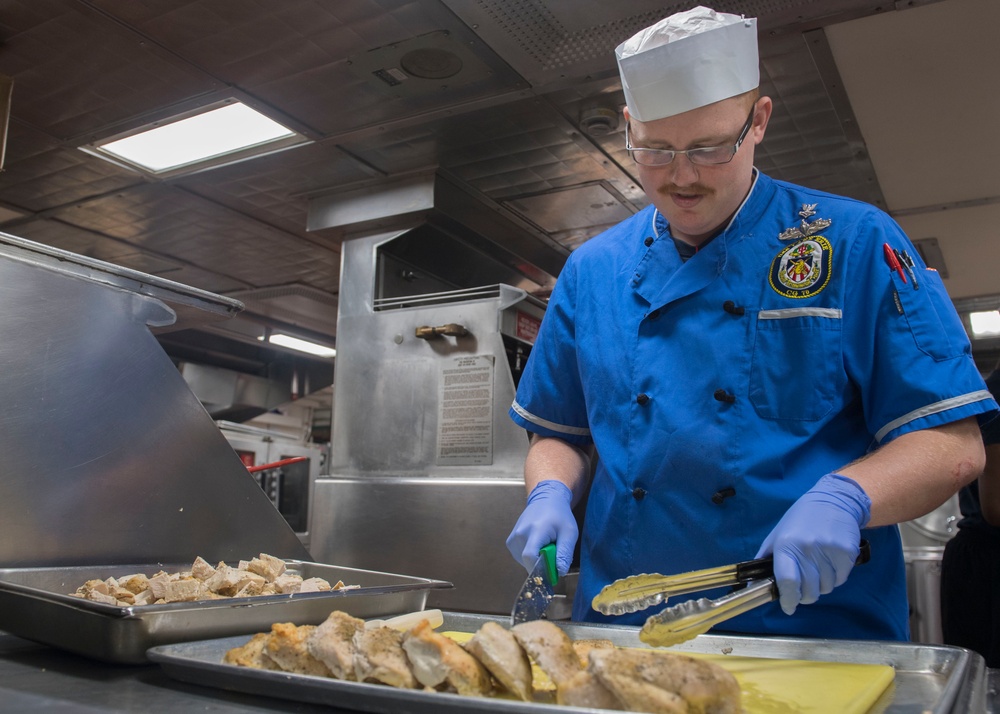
[515,310,541,344]
[236,450,256,467]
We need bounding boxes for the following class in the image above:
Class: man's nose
[667,153,699,185]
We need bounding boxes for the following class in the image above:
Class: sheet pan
[146,611,988,713]
[0,560,451,664]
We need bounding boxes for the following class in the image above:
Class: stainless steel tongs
[593,541,871,647]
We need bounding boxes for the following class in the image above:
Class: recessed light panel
[86,102,306,177]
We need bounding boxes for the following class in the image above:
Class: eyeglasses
[625,101,757,167]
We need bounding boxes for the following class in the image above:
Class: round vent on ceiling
[580,107,619,137]
[400,48,463,80]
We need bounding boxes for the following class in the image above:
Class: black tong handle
[734,539,871,584]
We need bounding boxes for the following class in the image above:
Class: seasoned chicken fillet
[265,623,332,677]
[588,648,741,714]
[306,610,365,680]
[572,638,615,667]
[223,632,281,671]
[464,621,533,702]
[401,619,492,696]
[558,669,625,710]
[352,625,417,688]
[510,620,582,688]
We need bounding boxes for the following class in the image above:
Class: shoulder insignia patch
[768,237,833,299]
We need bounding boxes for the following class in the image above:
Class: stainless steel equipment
[309,173,551,614]
[901,494,961,644]
[0,560,449,664]
[0,230,311,566]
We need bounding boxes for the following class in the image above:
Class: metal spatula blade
[511,543,558,625]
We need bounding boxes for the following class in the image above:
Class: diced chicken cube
[248,554,286,582]
[112,587,136,605]
[205,566,244,596]
[299,577,332,593]
[77,579,109,597]
[235,580,265,598]
[87,590,119,606]
[121,574,149,595]
[273,574,304,594]
[164,578,206,603]
[191,556,216,581]
[148,572,172,600]
[132,589,156,606]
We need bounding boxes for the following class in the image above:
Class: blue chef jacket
[509,170,998,641]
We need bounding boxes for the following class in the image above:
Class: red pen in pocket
[883,243,907,283]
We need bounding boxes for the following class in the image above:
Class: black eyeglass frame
[625,101,758,167]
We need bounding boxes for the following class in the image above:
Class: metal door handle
[415,323,469,339]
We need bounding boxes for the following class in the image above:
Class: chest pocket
[749,308,846,421]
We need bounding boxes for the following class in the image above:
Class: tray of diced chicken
[0,554,451,664]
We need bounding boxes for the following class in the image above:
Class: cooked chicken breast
[588,648,741,714]
[306,610,365,680]
[352,625,418,688]
[558,669,625,710]
[401,619,492,696]
[510,620,582,688]
[265,623,332,677]
[464,621,533,702]
[572,638,615,667]
[224,632,281,671]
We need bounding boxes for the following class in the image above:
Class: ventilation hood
[307,171,569,297]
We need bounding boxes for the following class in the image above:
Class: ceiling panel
[1,0,220,140]
[50,184,341,290]
[825,0,1000,300]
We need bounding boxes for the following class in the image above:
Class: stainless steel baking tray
[146,612,988,714]
[0,560,451,664]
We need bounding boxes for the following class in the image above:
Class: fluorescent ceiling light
[970,310,1000,338]
[90,102,304,175]
[259,333,336,358]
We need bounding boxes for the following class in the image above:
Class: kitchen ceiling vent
[348,30,493,98]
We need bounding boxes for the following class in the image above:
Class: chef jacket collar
[636,169,767,308]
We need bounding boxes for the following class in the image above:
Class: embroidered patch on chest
[768,236,833,299]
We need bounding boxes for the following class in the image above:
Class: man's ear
[752,95,773,144]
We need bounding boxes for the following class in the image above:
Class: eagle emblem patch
[769,236,833,299]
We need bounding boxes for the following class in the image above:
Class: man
[506,6,996,640]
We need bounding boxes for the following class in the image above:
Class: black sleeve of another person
[939,367,1000,666]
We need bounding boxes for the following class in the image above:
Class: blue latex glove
[755,473,871,616]
[506,480,578,577]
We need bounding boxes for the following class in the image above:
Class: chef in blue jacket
[506,6,997,640]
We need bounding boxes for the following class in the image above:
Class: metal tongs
[592,540,871,647]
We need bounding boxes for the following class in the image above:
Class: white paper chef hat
[616,6,759,122]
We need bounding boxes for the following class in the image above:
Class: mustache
[658,184,711,195]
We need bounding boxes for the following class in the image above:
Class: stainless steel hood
[307,171,570,297]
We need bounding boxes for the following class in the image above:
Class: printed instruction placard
[437,354,494,465]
